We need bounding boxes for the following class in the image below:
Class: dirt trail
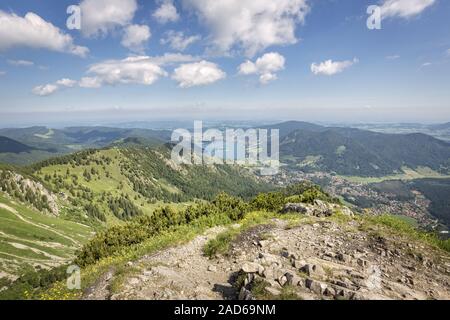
[9,242,67,261]
[0,203,80,246]
[84,226,238,300]
[84,217,450,301]
[0,203,18,214]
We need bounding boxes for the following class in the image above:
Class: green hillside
[0,136,37,154]
[0,126,171,165]
[409,178,450,227]
[31,146,271,224]
[0,194,93,280]
[0,143,271,283]
[280,128,450,177]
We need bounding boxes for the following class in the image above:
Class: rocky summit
[82,205,450,301]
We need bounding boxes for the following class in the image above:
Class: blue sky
[0,0,449,126]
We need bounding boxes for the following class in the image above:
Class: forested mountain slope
[30,146,271,224]
[280,128,450,177]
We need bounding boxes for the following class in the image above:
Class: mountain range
[0,121,449,300]
[1,121,449,177]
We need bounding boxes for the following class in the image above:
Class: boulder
[282,201,335,217]
[313,200,333,217]
[257,265,265,276]
[285,272,303,286]
[336,253,350,263]
[339,206,355,217]
[281,203,309,214]
[278,275,288,287]
[301,264,325,277]
[263,268,275,280]
[324,287,336,297]
[259,253,281,266]
[242,262,262,273]
[305,279,327,295]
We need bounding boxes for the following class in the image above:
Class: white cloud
[380,0,435,19]
[32,84,59,96]
[238,60,258,75]
[259,73,278,84]
[0,71,6,76]
[172,60,226,88]
[121,24,151,53]
[183,0,310,57]
[79,77,102,88]
[56,78,77,87]
[80,54,197,88]
[86,56,168,86]
[0,11,89,57]
[446,49,450,56]
[421,62,432,67]
[386,55,400,60]
[238,52,285,84]
[79,0,138,37]
[161,31,201,51]
[7,59,34,67]
[33,54,200,93]
[147,53,199,65]
[153,0,180,24]
[311,58,358,76]
[83,54,197,87]
[32,78,77,96]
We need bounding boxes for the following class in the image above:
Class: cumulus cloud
[238,52,285,84]
[32,84,59,96]
[7,59,34,67]
[161,31,201,51]
[33,54,202,94]
[147,53,199,65]
[86,56,168,86]
[0,11,89,57]
[121,24,151,53]
[238,61,258,75]
[311,58,358,76]
[259,73,278,84]
[56,78,77,87]
[32,78,77,96]
[80,54,197,88]
[172,60,226,88]
[183,0,310,57]
[380,0,435,19]
[153,0,180,24]
[79,0,138,37]
[79,77,102,88]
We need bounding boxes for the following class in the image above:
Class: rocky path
[84,217,450,300]
[84,226,238,300]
